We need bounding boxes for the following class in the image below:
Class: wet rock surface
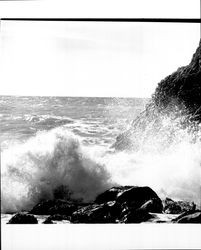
[7,186,200,224]
[29,186,163,223]
[172,210,201,223]
[42,214,71,224]
[163,197,196,214]
[29,199,77,215]
[153,39,201,120]
[116,186,163,213]
[113,40,201,151]
[71,201,121,223]
[120,208,154,223]
[43,217,54,224]
[96,186,163,212]
[8,212,38,224]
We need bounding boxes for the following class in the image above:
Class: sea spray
[1,112,201,213]
[104,142,201,206]
[108,110,201,207]
[1,128,113,213]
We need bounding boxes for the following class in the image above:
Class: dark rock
[26,186,165,223]
[117,186,163,213]
[46,214,70,221]
[172,209,196,222]
[163,197,196,214]
[153,40,201,121]
[95,186,163,213]
[76,186,163,223]
[174,211,201,223]
[163,198,181,214]
[43,214,71,224]
[71,201,122,223]
[113,40,201,151]
[43,218,54,224]
[120,208,154,223]
[139,198,163,213]
[29,199,77,215]
[95,186,132,204]
[8,213,38,224]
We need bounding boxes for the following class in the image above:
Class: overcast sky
[0,0,200,98]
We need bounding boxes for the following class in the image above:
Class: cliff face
[114,40,201,151]
[153,40,201,120]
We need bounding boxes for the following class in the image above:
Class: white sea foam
[1,128,113,213]
[1,114,201,213]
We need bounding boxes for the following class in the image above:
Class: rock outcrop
[29,199,77,215]
[113,40,201,151]
[163,197,196,214]
[95,186,163,213]
[8,213,38,224]
[71,201,122,223]
[28,186,163,223]
[43,214,70,224]
[153,40,201,120]
[172,210,201,223]
[8,186,200,224]
[120,207,154,223]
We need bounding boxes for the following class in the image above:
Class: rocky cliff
[153,39,201,120]
[113,40,201,151]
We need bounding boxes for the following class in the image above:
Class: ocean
[1,95,201,218]
[0,96,147,149]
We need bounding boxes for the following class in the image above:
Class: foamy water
[1,96,201,213]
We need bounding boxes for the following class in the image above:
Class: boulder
[95,186,132,204]
[71,201,122,223]
[95,186,163,213]
[139,198,163,213]
[43,218,54,224]
[175,211,201,223]
[8,213,38,224]
[118,186,162,212]
[29,199,76,215]
[26,186,164,223]
[120,208,154,223]
[163,197,196,214]
[46,214,70,221]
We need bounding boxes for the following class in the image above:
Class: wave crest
[1,128,113,213]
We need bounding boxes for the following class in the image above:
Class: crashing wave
[1,128,113,213]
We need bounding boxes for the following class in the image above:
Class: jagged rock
[43,218,54,224]
[8,213,38,224]
[42,214,70,224]
[153,40,201,120]
[46,214,70,221]
[29,199,77,215]
[139,198,163,213]
[95,186,132,204]
[24,187,182,224]
[113,40,201,151]
[163,197,196,214]
[71,201,122,223]
[174,211,201,223]
[120,208,154,223]
[90,186,163,223]
[172,209,197,222]
[95,186,163,213]
[116,186,163,213]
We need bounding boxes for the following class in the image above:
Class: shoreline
[2,185,200,224]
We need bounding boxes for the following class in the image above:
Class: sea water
[1,95,201,215]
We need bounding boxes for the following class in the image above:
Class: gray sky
[0,0,200,97]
